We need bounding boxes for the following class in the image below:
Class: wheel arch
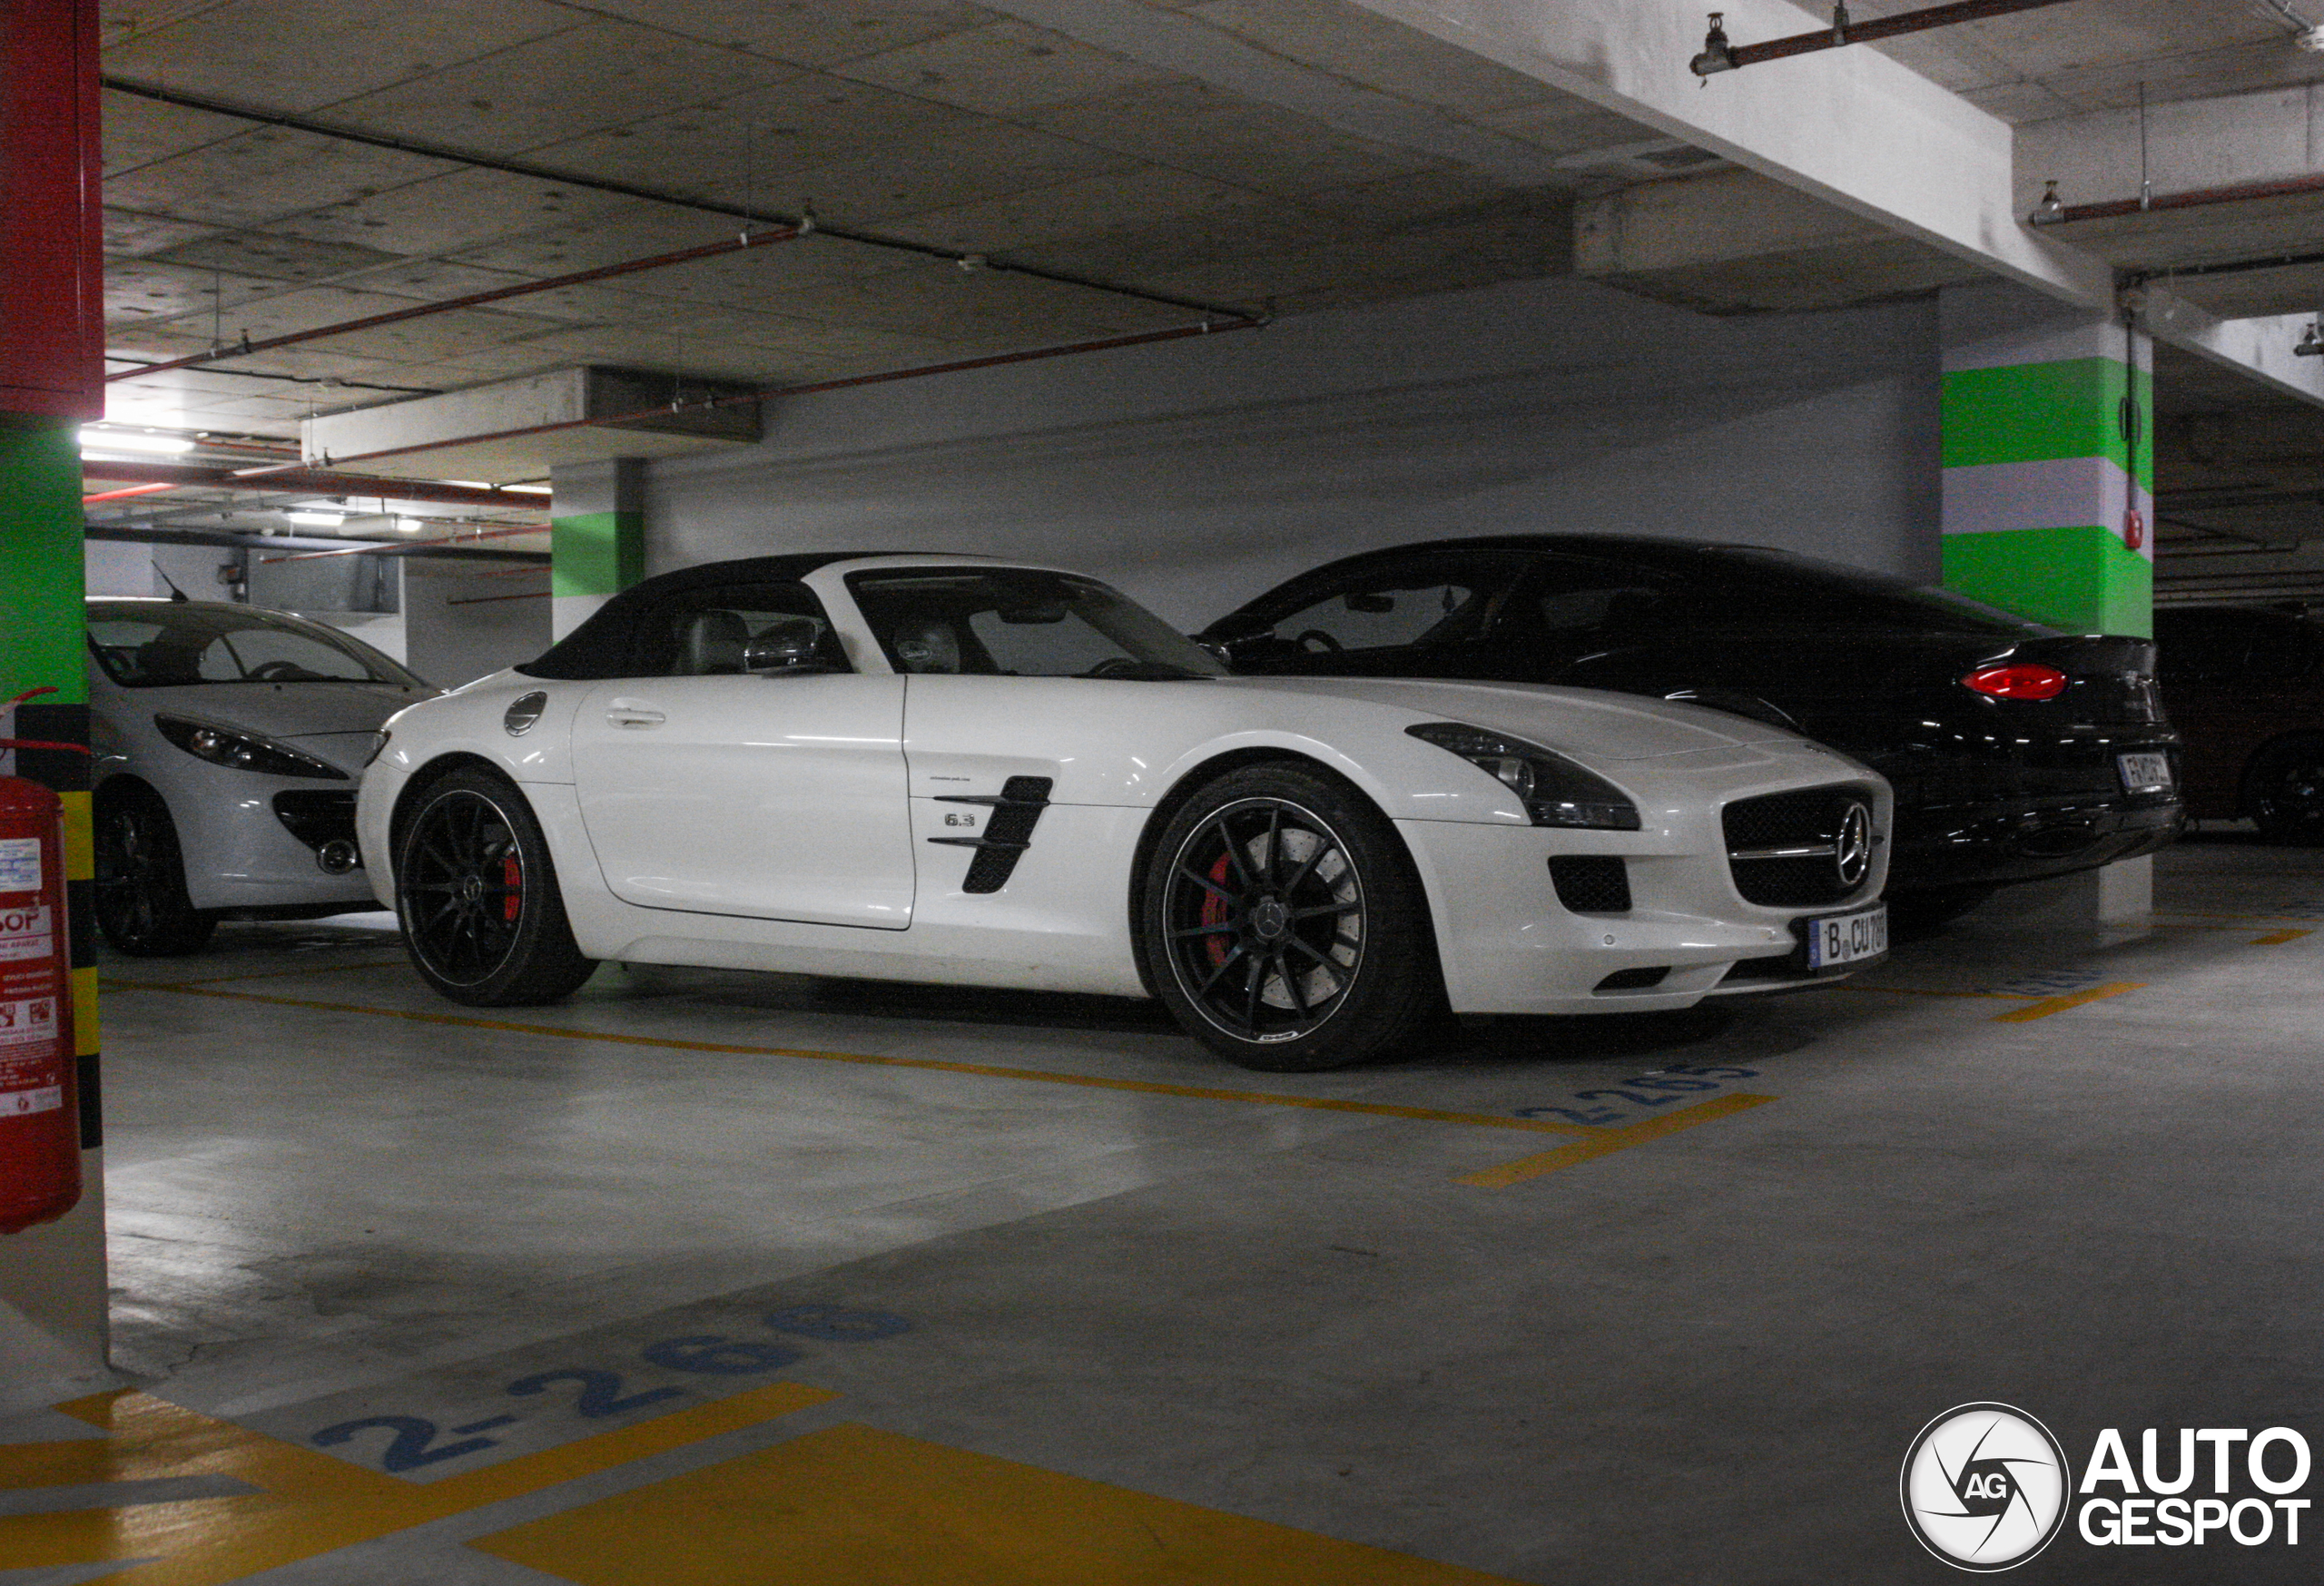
[2236,729,2324,818]
[386,752,515,874]
[1125,745,1430,1000]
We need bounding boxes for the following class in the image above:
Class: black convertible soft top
[517,552,887,680]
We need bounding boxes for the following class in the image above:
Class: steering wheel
[249,661,317,681]
[1295,629,1344,654]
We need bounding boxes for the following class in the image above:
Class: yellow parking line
[106,956,409,990]
[1,1384,836,1583]
[1990,982,2143,1022]
[104,981,1605,1139]
[1456,1094,1777,1188]
[2253,929,2312,946]
[2157,910,2324,924]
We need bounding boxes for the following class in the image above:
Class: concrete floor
[4,831,2320,1582]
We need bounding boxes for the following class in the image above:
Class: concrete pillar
[550,458,647,638]
[0,0,112,1409]
[1939,282,2153,637]
[1939,282,2155,923]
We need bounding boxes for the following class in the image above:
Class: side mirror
[743,617,837,675]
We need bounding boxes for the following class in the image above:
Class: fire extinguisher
[0,766,80,1235]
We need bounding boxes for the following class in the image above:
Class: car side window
[1257,553,1533,655]
[1506,557,1670,643]
[634,583,843,677]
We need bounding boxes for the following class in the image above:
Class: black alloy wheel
[93,788,215,956]
[395,768,594,1005]
[2249,737,2324,844]
[1141,764,1444,1071]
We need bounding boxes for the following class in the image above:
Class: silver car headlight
[154,714,349,781]
[1406,723,1641,831]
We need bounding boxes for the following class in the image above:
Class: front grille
[1722,785,1875,908]
[273,791,357,852]
[1550,855,1630,913]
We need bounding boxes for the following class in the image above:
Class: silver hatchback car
[86,598,435,954]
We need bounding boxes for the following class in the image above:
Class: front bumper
[1400,815,1886,1018]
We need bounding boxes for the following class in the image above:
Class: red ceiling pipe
[2030,170,2324,226]
[257,524,547,563]
[110,225,805,384]
[81,482,177,505]
[296,317,1265,474]
[77,459,541,508]
[1693,0,2081,74]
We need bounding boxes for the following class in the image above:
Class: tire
[395,768,595,1005]
[94,787,216,956]
[1137,763,1446,1071]
[1886,885,1995,940]
[2246,736,2324,844]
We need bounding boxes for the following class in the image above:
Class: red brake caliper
[502,854,522,922]
[1199,852,1233,968]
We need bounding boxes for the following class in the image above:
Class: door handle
[606,700,665,727]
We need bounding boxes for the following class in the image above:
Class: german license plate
[2118,752,2173,793]
[1803,904,1887,970]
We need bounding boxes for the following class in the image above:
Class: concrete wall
[401,561,553,689]
[643,275,1944,627]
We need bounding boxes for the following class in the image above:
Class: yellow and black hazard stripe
[15,701,99,1149]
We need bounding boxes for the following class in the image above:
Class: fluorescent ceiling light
[503,483,553,495]
[394,517,427,534]
[79,428,192,455]
[285,510,345,527]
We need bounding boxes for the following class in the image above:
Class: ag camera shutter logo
[1901,1404,2070,1571]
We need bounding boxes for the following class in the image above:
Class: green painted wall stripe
[1940,357,2153,484]
[550,509,645,600]
[1940,526,2152,637]
[0,419,91,705]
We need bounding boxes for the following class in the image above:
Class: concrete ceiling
[83,0,2324,554]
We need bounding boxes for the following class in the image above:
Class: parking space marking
[105,981,1607,1139]
[471,1421,1523,1586]
[1990,981,2143,1022]
[107,956,411,990]
[2252,929,2312,946]
[0,1384,834,1583]
[1456,1095,1778,1188]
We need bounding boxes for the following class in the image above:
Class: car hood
[121,680,431,740]
[1212,675,1798,762]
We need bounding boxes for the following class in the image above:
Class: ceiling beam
[1342,0,2110,307]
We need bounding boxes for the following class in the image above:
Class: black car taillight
[1962,665,2068,701]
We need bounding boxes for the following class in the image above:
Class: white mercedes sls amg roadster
[357,554,1892,1070]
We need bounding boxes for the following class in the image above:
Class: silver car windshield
[86,604,422,689]
[847,570,1226,679]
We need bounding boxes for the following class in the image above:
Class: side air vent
[1593,966,1669,992]
[1550,855,1631,914]
[927,775,1054,894]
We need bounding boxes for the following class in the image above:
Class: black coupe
[1200,537,2182,924]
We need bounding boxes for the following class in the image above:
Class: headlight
[1406,723,1640,830]
[154,715,349,780]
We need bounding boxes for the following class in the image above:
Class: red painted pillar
[1,0,105,419]
[0,0,111,1394]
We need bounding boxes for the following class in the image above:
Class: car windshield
[847,569,1226,679]
[86,603,422,688]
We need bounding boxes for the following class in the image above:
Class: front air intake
[1550,855,1631,914]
